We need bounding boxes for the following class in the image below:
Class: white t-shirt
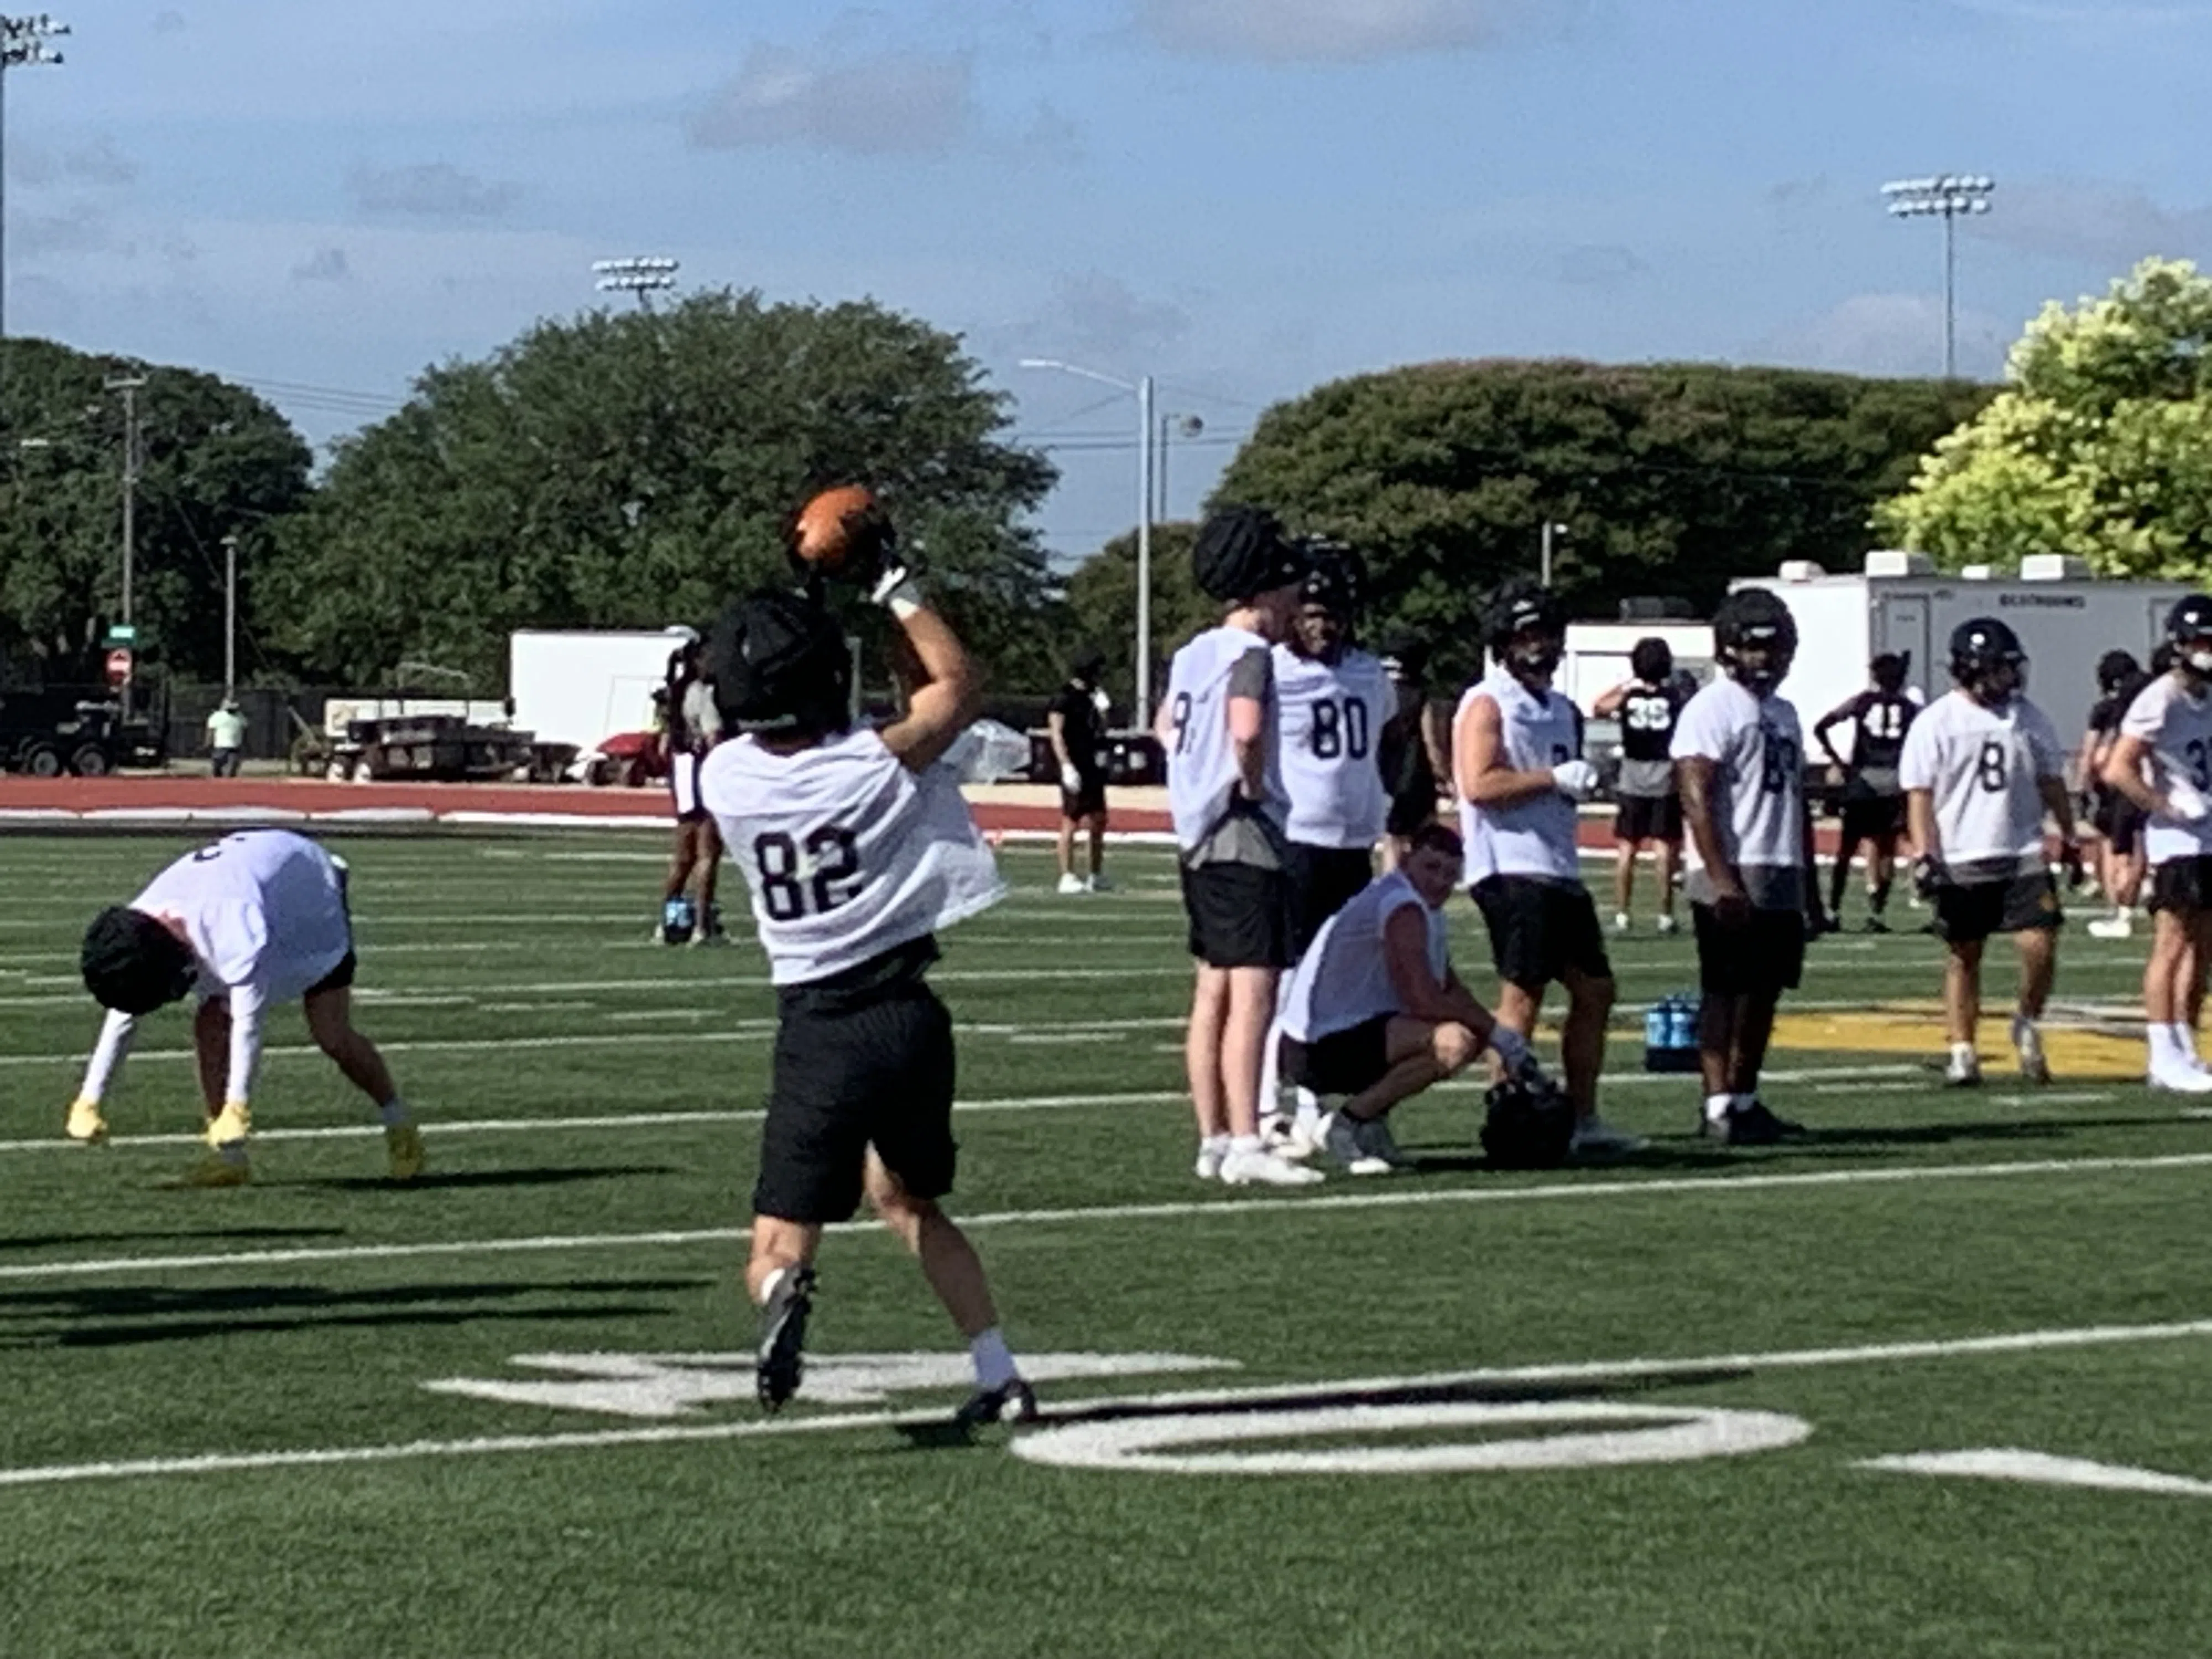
[1274,644,1391,849]
[1164,625,1285,853]
[701,726,1005,986]
[1281,871,1449,1042]
[2120,673,2212,865]
[77,830,354,1107]
[1453,667,1582,884]
[1898,690,2063,879]
[1671,677,1806,907]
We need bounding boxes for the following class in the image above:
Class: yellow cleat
[204,1100,252,1150]
[66,1098,109,1146]
[385,1122,426,1182]
[180,1150,252,1188]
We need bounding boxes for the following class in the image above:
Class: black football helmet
[707,589,853,738]
[1479,1071,1575,1170]
[2167,594,2212,675]
[1948,617,2026,703]
[1712,589,1798,692]
[2097,650,2142,695]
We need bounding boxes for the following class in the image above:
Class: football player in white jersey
[68,829,424,1185]
[1260,542,1391,1154]
[1672,588,1825,1145]
[1900,619,2079,1087]
[1453,581,1641,1156]
[700,515,1033,1423]
[2102,594,2212,1092]
[1279,823,1540,1173]
[1159,505,1321,1188]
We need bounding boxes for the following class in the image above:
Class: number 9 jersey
[701,727,1006,985]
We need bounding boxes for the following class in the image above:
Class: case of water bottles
[1644,993,1702,1073]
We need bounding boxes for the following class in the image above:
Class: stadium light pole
[592,255,679,311]
[1882,174,1995,379]
[0,13,67,427]
[1156,411,1203,523]
[1539,520,1568,587]
[221,532,239,700]
[1019,357,1155,728]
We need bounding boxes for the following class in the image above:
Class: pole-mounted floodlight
[1881,174,1995,379]
[592,255,679,310]
[0,13,66,417]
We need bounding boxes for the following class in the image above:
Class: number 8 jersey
[1273,644,1391,849]
[701,727,1006,985]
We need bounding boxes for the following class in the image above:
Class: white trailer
[1559,619,1717,714]
[509,629,695,753]
[1734,553,2193,767]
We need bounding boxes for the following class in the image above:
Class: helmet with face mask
[1484,580,1567,679]
[2167,595,2212,675]
[1948,617,2027,704]
[1712,588,1798,693]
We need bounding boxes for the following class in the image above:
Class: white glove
[2168,779,2210,823]
[1551,759,1599,801]
[1488,1024,1532,1074]
[870,560,924,619]
[1060,764,1083,794]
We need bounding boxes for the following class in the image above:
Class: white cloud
[685,45,975,155]
[349,163,522,220]
[1134,0,1537,61]
[1005,272,1193,367]
[1968,179,2212,265]
[8,137,140,190]
[1756,293,2008,380]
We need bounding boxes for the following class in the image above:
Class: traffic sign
[103,624,137,646]
[103,647,133,687]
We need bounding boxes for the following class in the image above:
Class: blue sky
[11,0,2210,560]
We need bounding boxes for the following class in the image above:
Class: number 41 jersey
[701,727,1006,986]
[1274,644,1391,849]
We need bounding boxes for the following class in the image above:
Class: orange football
[790,484,881,572]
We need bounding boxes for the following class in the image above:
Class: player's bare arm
[1906,788,1939,864]
[2103,733,2165,815]
[1454,693,1558,806]
[878,602,984,774]
[1046,708,1072,770]
[1676,755,1747,918]
[1592,681,1631,717]
[1812,698,1856,770]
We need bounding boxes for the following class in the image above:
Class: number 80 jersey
[701,727,1006,986]
[1273,645,1391,849]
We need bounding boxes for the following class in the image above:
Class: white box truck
[509,629,695,753]
[1734,552,2194,766]
[1559,619,1717,714]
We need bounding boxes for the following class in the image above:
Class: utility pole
[1881,174,1995,379]
[106,372,145,717]
[0,14,67,427]
[1540,520,1568,587]
[222,533,238,699]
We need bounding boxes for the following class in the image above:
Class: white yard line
[7,1312,2212,1490]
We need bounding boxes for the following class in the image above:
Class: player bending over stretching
[2102,595,2212,1093]
[1281,822,1542,1175]
[1901,619,2078,1087]
[70,828,423,1185]
[700,517,1031,1422]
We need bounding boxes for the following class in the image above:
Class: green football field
[7,828,2212,1658]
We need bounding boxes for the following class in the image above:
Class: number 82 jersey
[701,727,1006,986]
[1273,645,1392,849]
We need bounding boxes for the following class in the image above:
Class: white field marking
[1812,1082,1928,1095]
[1858,1449,2212,1498]
[10,1144,2212,1283]
[1008,1401,1812,1477]
[8,1316,2212,1491]
[1992,1091,2116,1108]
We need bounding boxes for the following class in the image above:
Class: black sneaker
[1724,1099,1805,1145]
[953,1378,1039,1429]
[755,1265,816,1412]
[1864,915,1890,935]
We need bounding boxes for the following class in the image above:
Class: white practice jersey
[1671,679,1806,900]
[1453,667,1581,883]
[1164,625,1284,851]
[2121,673,2212,865]
[1898,691,2063,879]
[78,829,353,1108]
[1281,871,1449,1042]
[701,726,1006,986]
[1274,644,1391,849]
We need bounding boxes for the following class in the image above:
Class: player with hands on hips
[1813,652,1919,933]
[1899,619,2077,1087]
[2101,596,2212,1092]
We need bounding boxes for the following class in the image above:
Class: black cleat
[755,1266,816,1412]
[1721,1099,1805,1145]
[953,1378,1039,1429]
[1864,915,1890,934]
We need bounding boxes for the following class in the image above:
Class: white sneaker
[1655,914,1679,935]
[1057,872,1087,895]
[1193,1141,1227,1181]
[1611,911,1631,934]
[1219,1144,1326,1186]
[1319,1111,1406,1176]
[2011,1015,2051,1084]
[1944,1047,1981,1087]
[1259,1112,1318,1161]
[2148,1062,2212,1094]
[2087,914,2134,940]
[1569,1115,1647,1155]
[1085,872,1115,893]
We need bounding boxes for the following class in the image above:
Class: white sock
[2166,1022,2201,1067]
[378,1095,411,1128]
[1950,1041,1978,1070]
[1201,1134,1231,1159]
[970,1328,1018,1391]
[1292,1088,1323,1126]
[1704,1092,1735,1123]
[755,1265,786,1310]
[2149,1025,2183,1069]
[1228,1133,1262,1155]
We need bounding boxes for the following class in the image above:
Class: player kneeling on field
[1901,618,2079,1087]
[69,828,423,1186]
[1279,823,1544,1175]
[700,495,1031,1425]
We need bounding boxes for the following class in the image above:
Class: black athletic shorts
[1614,793,1682,844]
[306,952,358,996]
[1931,871,2062,944]
[1060,771,1107,820]
[1280,1014,1394,1097]
[1283,842,1375,959]
[2094,791,2146,858]
[753,977,957,1225]
[1180,860,1290,969]
[1691,902,1806,997]
[1470,875,1612,990]
[2151,855,2212,915]
[1840,792,1907,842]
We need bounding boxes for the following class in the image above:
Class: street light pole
[222,533,238,699]
[1881,174,1995,379]
[0,14,67,426]
[1540,520,1568,587]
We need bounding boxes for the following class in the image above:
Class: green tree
[258,291,1058,689]
[0,339,311,685]
[1062,522,1211,714]
[1875,258,2212,575]
[1203,359,1989,679]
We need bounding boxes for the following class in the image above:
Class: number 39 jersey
[1272,645,1391,849]
[2121,672,2212,865]
[1897,690,2063,879]
[1670,678,1806,889]
[701,727,1006,986]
